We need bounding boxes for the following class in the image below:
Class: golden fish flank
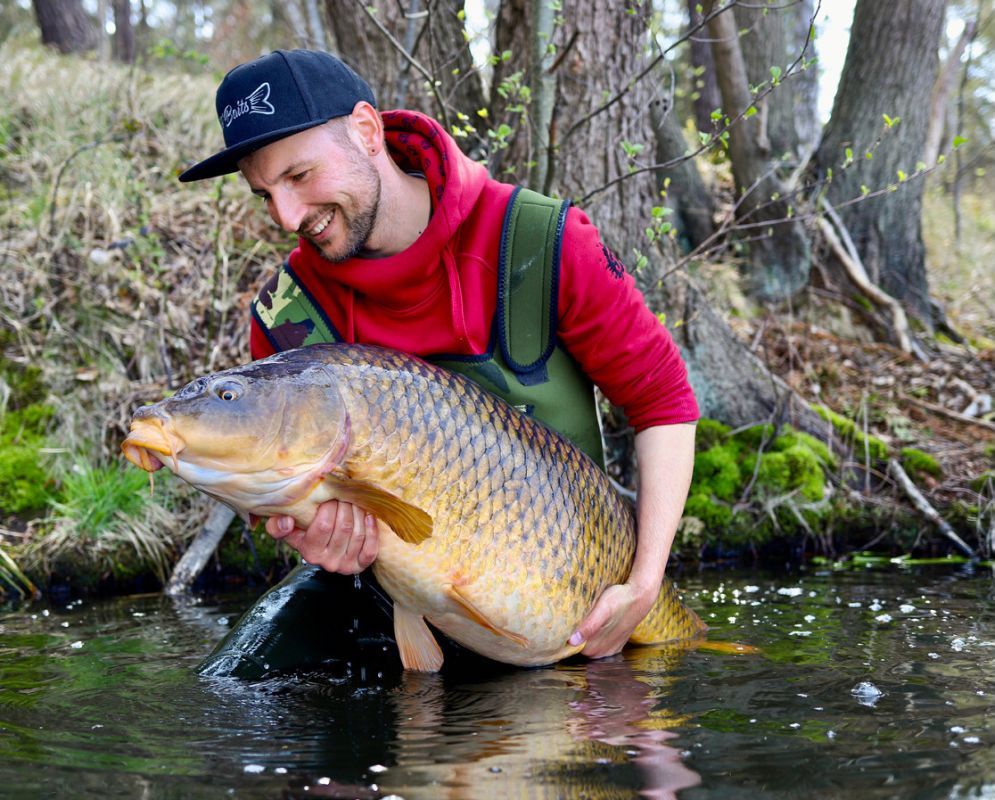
[122,344,707,670]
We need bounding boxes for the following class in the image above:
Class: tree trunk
[545,0,825,437]
[649,89,715,251]
[686,0,723,137]
[325,0,484,145]
[489,0,532,181]
[814,0,946,329]
[32,0,97,55]
[705,1,811,301]
[112,0,135,64]
[734,0,819,164]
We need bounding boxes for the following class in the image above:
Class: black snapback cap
[179,49,376,182]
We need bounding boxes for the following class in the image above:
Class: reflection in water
[3,568,995,799]
[384,650,701,799]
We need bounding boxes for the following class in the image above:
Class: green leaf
[744,106,758,118]
[860,184,870,196]
[844,147,853,163]
[952,135,968,148]
[710,107,723,121]
[897,169,907,182]
[769,65,782,81]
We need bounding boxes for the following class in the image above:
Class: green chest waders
[198,189,606,678]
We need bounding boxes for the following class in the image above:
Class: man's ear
[349,102,384,156]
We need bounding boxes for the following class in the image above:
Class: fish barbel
[122,344,706,670]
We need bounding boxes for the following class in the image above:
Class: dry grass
[0,43,286,589]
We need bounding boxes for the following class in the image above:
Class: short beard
[313,140,382,264]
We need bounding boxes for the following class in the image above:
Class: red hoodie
[250,111,698,431]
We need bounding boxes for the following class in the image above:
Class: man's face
[239,122,381,263]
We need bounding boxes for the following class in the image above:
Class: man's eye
[291,170,309,183]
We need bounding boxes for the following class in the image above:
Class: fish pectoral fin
[393,604,444,672]
[323,477,432,545]
[444,584,529,648]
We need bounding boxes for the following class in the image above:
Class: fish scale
[122,343,707,669]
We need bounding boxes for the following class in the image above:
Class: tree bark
[112,0,135,64]
[649,89,716,251]
[32,0,97,55]
[814,0,947,329]
[546,0,825,437]
[705,1,811,301]
[686,0,723,137]
[325,0,484,140]
[734,0,819,164]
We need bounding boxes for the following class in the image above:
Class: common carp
[122,344,706,670]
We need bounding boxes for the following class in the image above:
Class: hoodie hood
[289,110,489,326]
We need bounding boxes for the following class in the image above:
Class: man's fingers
[357,514,379,569]
[266,515,296,540]
[341,505,368,567]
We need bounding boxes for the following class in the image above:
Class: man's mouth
[304,208,335,238]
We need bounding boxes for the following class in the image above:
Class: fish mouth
[121,417,185,473]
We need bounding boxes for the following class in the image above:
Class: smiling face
[239,117,382,263]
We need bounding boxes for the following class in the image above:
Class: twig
[901,393,995,433]
[887,458,975,558]
[349,0,451,130]
[164,500,236,596]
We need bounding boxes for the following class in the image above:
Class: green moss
[814,405,889,460]
[781,445,828,501]
[0,402,55,514]
[732,423,776,449]
[692,445,742,501]
[683,492,735,529]
[900,447,942,480]
[694,418,732,451]
[773,427,837,468]
[0,444,51,514]
[969,470,994,493]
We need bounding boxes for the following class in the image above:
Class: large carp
[122,344,706,670]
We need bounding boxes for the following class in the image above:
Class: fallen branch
[887,458,975,558]
[902,393,995,433]
[165,500,236,596]
[817,200,914,356]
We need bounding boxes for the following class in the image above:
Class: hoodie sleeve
[555,207,699,431]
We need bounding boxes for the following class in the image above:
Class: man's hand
[265,500,379,574]
[569,580,659,658]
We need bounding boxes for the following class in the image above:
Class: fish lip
[121,417,185,473]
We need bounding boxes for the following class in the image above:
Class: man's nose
[269,189,306,234]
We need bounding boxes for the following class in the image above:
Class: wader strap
[498,187,570,384]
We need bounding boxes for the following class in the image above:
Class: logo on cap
[221,83,275,128]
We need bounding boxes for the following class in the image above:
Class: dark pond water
[2,566,993,799]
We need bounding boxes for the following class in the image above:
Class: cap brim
[178,118,333,182]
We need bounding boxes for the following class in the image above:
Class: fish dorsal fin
[445,583,530,648]
[394,604,444,672]
[323,476,432,545]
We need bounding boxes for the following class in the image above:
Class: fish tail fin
[629,577,708,645]
[394,604,444,672]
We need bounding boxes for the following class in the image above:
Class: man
[180,49,698,676]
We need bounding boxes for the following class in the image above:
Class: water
[2,566,994,799]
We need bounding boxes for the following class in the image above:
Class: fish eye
[213,380,243,402]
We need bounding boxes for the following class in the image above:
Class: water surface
[1,566,993,798]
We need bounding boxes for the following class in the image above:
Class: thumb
[569,598,610,646]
